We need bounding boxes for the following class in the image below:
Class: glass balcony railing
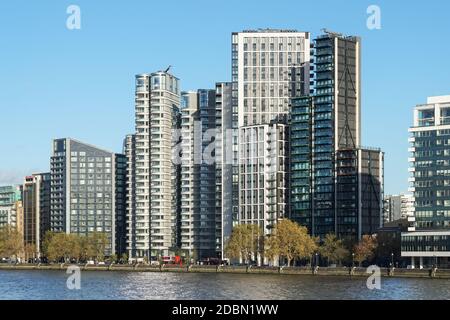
[418,118,435,127]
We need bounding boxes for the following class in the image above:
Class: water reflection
[0,271,449,300]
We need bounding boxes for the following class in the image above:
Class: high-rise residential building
[409,95,450,229]
[215,82,235,259]
[0,185,22,229]
[232,29,310,239]
[402,95,450,268]
[50,138,118,255]
[22,173,51,255]
[115,154,127,256]
[232,29,311,127]
[311,31,361,238]
[290,30,383,241]
[239,123,289,233]
[335,147,384,239]
[127,71,181,259]
[179,89,217,260]
[123,134,136,258]
[383,193,414,223]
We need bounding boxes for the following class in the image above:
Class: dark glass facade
[290,32,383,241]
[290,97,313,233]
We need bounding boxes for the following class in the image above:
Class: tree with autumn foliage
[265,219,317,267]
[353,235,378,266]
[225,224,263,265]
[42,231,110,263]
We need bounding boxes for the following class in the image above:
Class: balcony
[418,118,435,127]
[441,117,450,125]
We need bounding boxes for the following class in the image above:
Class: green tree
[265,219,317,267]
[354,235,378,266]
[319,234,349,266]
[225,224,263,264]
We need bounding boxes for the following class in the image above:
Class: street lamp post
[391,252,394,268]
[352,253,355,268]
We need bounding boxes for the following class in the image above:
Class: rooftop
[238,28,302,33]
[427,95,450,104]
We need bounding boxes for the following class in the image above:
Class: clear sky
[0,0,449,195]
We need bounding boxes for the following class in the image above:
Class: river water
[0,270,449,300]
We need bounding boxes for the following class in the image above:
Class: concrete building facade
[232,29,310,238]
[180,89,217,260]
[127,71,181,259]
[215,82,235,259]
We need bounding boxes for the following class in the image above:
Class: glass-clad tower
[290,30,383,241]
[290,97,313,232]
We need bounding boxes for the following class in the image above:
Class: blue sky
[0,0,449,194]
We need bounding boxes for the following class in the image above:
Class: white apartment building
[232,29,310,236]
[127,72,181,259]
[232,29,311,127]
[239,124,289,233]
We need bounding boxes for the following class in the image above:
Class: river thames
[0,270,449,300]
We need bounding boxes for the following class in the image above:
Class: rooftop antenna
[164,65,172,73]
